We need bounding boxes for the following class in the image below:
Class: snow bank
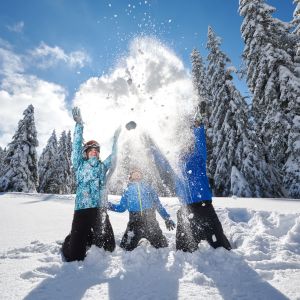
[0,192,299,299]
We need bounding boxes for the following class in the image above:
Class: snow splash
[73,36,197,194]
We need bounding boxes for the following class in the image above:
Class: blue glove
[72,107,83,124]
[165,219,176,231]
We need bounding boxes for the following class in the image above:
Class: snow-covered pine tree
[284,3,300,198]
[57,131,68,194]
[206,26,239,196]
[191,48,212,120]
[56,130,73,194]
[283,115,300,198]
[239,0,300,197]
[0,146,7,178]
[190,48,214,186]
[292,0,300,77]
[206,27,280,197]
[38,130,60,193]
[191,49,214,189]
[293,0,300,36]
[0,105,38,192]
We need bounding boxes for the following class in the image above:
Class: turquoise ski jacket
[72,123,117,210]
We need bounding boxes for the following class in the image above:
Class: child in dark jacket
[108,169,175,251]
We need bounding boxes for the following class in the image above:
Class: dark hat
[83,140,100,153]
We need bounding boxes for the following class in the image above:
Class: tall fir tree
[56,130,73,194]
[0,146,7,178]
[38,130,60,193]
[206,27,280,197]
[190,48,212,119]
[206,26,237,196]
[190,49,214,185]
[292,0,300,77]
[293,0,300,36]
[57,131,68,194]
[239,0,300,197]
[0,105,38,192]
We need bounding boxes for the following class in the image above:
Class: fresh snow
[0,192,300,299]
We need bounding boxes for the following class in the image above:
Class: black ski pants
[176,201,231,252]
[62,207,115,262]
[120,209,168,251]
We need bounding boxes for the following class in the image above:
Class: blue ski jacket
[72,123,117,210]
[108,181,171,220]
[150,125,212,205]
[178,126,212,204]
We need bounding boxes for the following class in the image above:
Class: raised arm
[193,125,207,170]
[144,133,187,205]
[72,107,84,170]
[103,126,121,171]
[145,134,180,183]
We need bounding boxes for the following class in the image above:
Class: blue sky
[0,0,295,151]
[0,0,294,99]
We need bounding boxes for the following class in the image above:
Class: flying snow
[73,36,197,192]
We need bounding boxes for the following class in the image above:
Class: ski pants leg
[120,220,144,251]
[62,208,96,262]
[62,208,116,262]
[176,207,198,252]
[120,210,168,251]
[198,203,231,250]
[176,202,231,252]
[92,209,116,252]
[145,219,168,249]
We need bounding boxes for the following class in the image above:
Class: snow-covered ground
[0,192,299,300]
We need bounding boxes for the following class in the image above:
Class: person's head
[129,168,143,182]
[83,140,100,159]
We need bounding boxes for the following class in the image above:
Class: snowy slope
[0,192,299,300]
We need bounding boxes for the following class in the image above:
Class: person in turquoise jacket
[62,107,121,262]
[108,169,175,251]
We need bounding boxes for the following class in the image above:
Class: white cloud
[0,46,24,75]
[29,42,91,69]
[6,21,24,33]
[0,41,73,153]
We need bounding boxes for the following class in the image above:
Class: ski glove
[107,202,113,210]
[165,219,176,231]
[72,107,83,125]
[194,107,203,127]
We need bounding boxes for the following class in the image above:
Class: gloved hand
[165,219,176,231]
[107,202,113,211]
[72,107,83,124]
[194,106,203,127]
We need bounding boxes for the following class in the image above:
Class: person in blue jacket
[108,168,176,251]
[62,107,121,262]
[149,109,231,252]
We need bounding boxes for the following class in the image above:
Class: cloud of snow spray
[74,36,197,194]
